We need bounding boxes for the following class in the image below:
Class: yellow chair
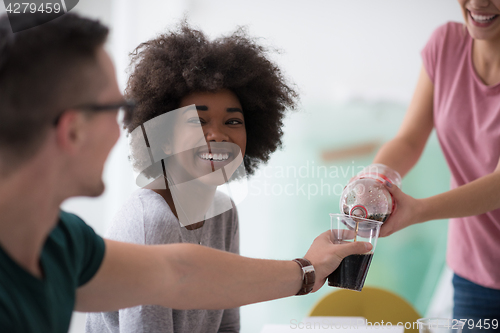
[309,287,421,332]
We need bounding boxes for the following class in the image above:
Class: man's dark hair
[0,13,109,173]
[125,23,298,176]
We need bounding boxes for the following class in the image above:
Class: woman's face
[165,89,247,185]
[458,0,500,41]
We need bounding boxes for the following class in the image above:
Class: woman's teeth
[199,153,229,161]
[470,12,498,23]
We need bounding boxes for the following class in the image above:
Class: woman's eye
[227,119,244,125]
[187,117,203,124]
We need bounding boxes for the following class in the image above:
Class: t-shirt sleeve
[58,211,106,287]
[421,23,448,84]
[77,223,105,287]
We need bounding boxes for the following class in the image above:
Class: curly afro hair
[124,23,298,176]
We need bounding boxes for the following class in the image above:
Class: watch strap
[293,258,315,295]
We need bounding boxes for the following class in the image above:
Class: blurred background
[1,0,464,332]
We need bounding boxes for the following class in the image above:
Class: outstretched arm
[380,157,500,236]
[373,65,434,177]
[75,231,371,312]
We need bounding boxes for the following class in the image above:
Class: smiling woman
[85,22,298,333]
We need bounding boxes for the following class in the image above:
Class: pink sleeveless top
[421,22,500,289]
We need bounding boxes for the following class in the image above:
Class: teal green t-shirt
[0,211,106,332]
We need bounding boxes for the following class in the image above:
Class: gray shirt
[86,189,240,333]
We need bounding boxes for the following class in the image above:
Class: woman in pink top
[373,0,500,330]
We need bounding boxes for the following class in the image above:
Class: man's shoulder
[51,210,104,261]
[52,210,89,241]
[59,210,84,222]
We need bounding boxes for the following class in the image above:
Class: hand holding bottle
[340,164,402,222]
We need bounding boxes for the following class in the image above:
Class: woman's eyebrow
[194,105,243,114]
[227,107,243,114]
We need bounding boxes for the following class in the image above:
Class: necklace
[184,220,206,245]
[161,162,207,245]
[171,188,207,245]
[193,223,205,245]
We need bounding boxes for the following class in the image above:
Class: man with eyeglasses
[0,12,371,333]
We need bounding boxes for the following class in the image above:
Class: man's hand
[303,231,372,292]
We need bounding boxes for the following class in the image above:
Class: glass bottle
[340,164,402,222]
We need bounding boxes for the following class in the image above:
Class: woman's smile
[468,9,499,27]
[198,152,231,162]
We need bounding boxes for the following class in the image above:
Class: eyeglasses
[52,100,136,126]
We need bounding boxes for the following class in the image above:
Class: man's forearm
[157,244,302,309]
[76,241,302,312]
[77,233,369,312]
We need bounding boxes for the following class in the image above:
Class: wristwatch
[293,258,316,295]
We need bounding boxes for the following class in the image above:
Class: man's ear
[55,111,87,154]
